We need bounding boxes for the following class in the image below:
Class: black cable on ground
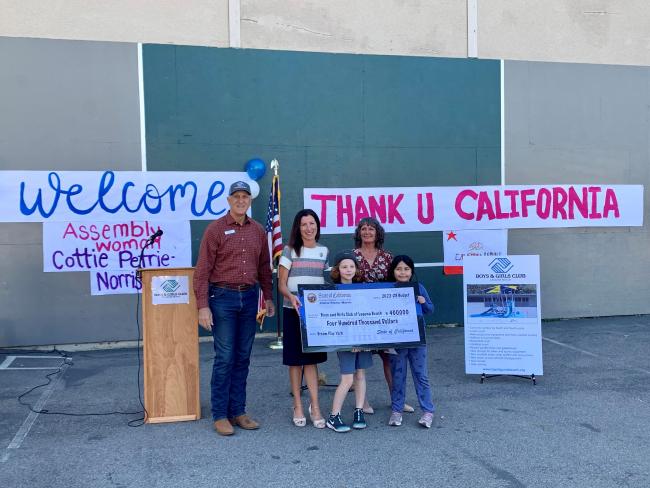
[7,290,149,427]
[17,359,142,418]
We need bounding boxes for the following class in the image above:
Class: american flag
[257,173,283,326]
[265,174,283,263]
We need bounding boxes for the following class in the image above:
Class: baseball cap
[333,250,359,267]
[229,181,252,196]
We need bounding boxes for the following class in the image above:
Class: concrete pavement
[1,315,649,487]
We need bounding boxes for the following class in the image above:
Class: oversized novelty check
[298,282,426,352]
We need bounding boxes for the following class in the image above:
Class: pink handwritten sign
[43,220,191,272]
[304,185,643,234]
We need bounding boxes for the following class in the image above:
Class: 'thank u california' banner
[304,185,643,233]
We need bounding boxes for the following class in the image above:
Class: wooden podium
[141,267,200,423]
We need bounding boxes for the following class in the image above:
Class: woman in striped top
[278,209,329,428]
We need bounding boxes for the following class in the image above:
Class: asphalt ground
[1,315,649,488]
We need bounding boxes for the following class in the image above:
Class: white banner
[463,255,543,376]
[304,184,643,233]
[0,171,259,222]
[151,276,190,305]
[90,269,142,296]
[43,220,191,272]
[443,229,508,274]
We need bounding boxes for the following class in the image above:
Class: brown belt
[211,282,254,291]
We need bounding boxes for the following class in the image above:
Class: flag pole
[268,263,283,349]
[268,159,284,350]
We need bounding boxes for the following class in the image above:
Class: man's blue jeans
[208,285,258,421]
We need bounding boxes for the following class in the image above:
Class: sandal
[308,404,326,429]
[292,407,306,427]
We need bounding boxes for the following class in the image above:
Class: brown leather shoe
[229,414,259,430]
[213,418,234,436]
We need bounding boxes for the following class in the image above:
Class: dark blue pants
[208,285,258,421]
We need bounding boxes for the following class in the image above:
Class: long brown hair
[288,209,321,257]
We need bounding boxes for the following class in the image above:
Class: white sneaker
[419,412,434,428]
[388,411,402,426]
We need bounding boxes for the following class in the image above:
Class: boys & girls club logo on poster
[474,258,527,280]
[490,258,513,274]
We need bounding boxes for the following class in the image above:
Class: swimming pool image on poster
[466,284,538,319]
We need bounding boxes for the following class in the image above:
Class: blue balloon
[245,158,266,181]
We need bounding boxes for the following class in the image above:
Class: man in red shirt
[194,181,275,436]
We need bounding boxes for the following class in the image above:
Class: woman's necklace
[361,247,378,264]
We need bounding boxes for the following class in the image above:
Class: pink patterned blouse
[353,248,394,283]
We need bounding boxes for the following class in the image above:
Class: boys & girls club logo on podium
[161,279,181,293]
[151,275,189,305]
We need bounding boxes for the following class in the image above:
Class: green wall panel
[144,45,501,328]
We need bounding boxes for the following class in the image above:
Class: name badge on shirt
[225,229,235,235]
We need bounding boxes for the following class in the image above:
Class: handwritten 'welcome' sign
[0,171,259,222]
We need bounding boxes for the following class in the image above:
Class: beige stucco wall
[0,0,230,46]
[0,1,468,56]
[479,0,650,66]
[240,0,467,57]
[1,1,650,64]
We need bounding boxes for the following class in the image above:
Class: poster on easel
[463,255,543,377]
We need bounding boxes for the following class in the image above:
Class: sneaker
[327,413,351,433]
[418,412,434,428]
[388,411,403,426]
[352,408,367,429]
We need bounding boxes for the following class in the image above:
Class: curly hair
[353,217,386,249]
[330,263,363,284]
